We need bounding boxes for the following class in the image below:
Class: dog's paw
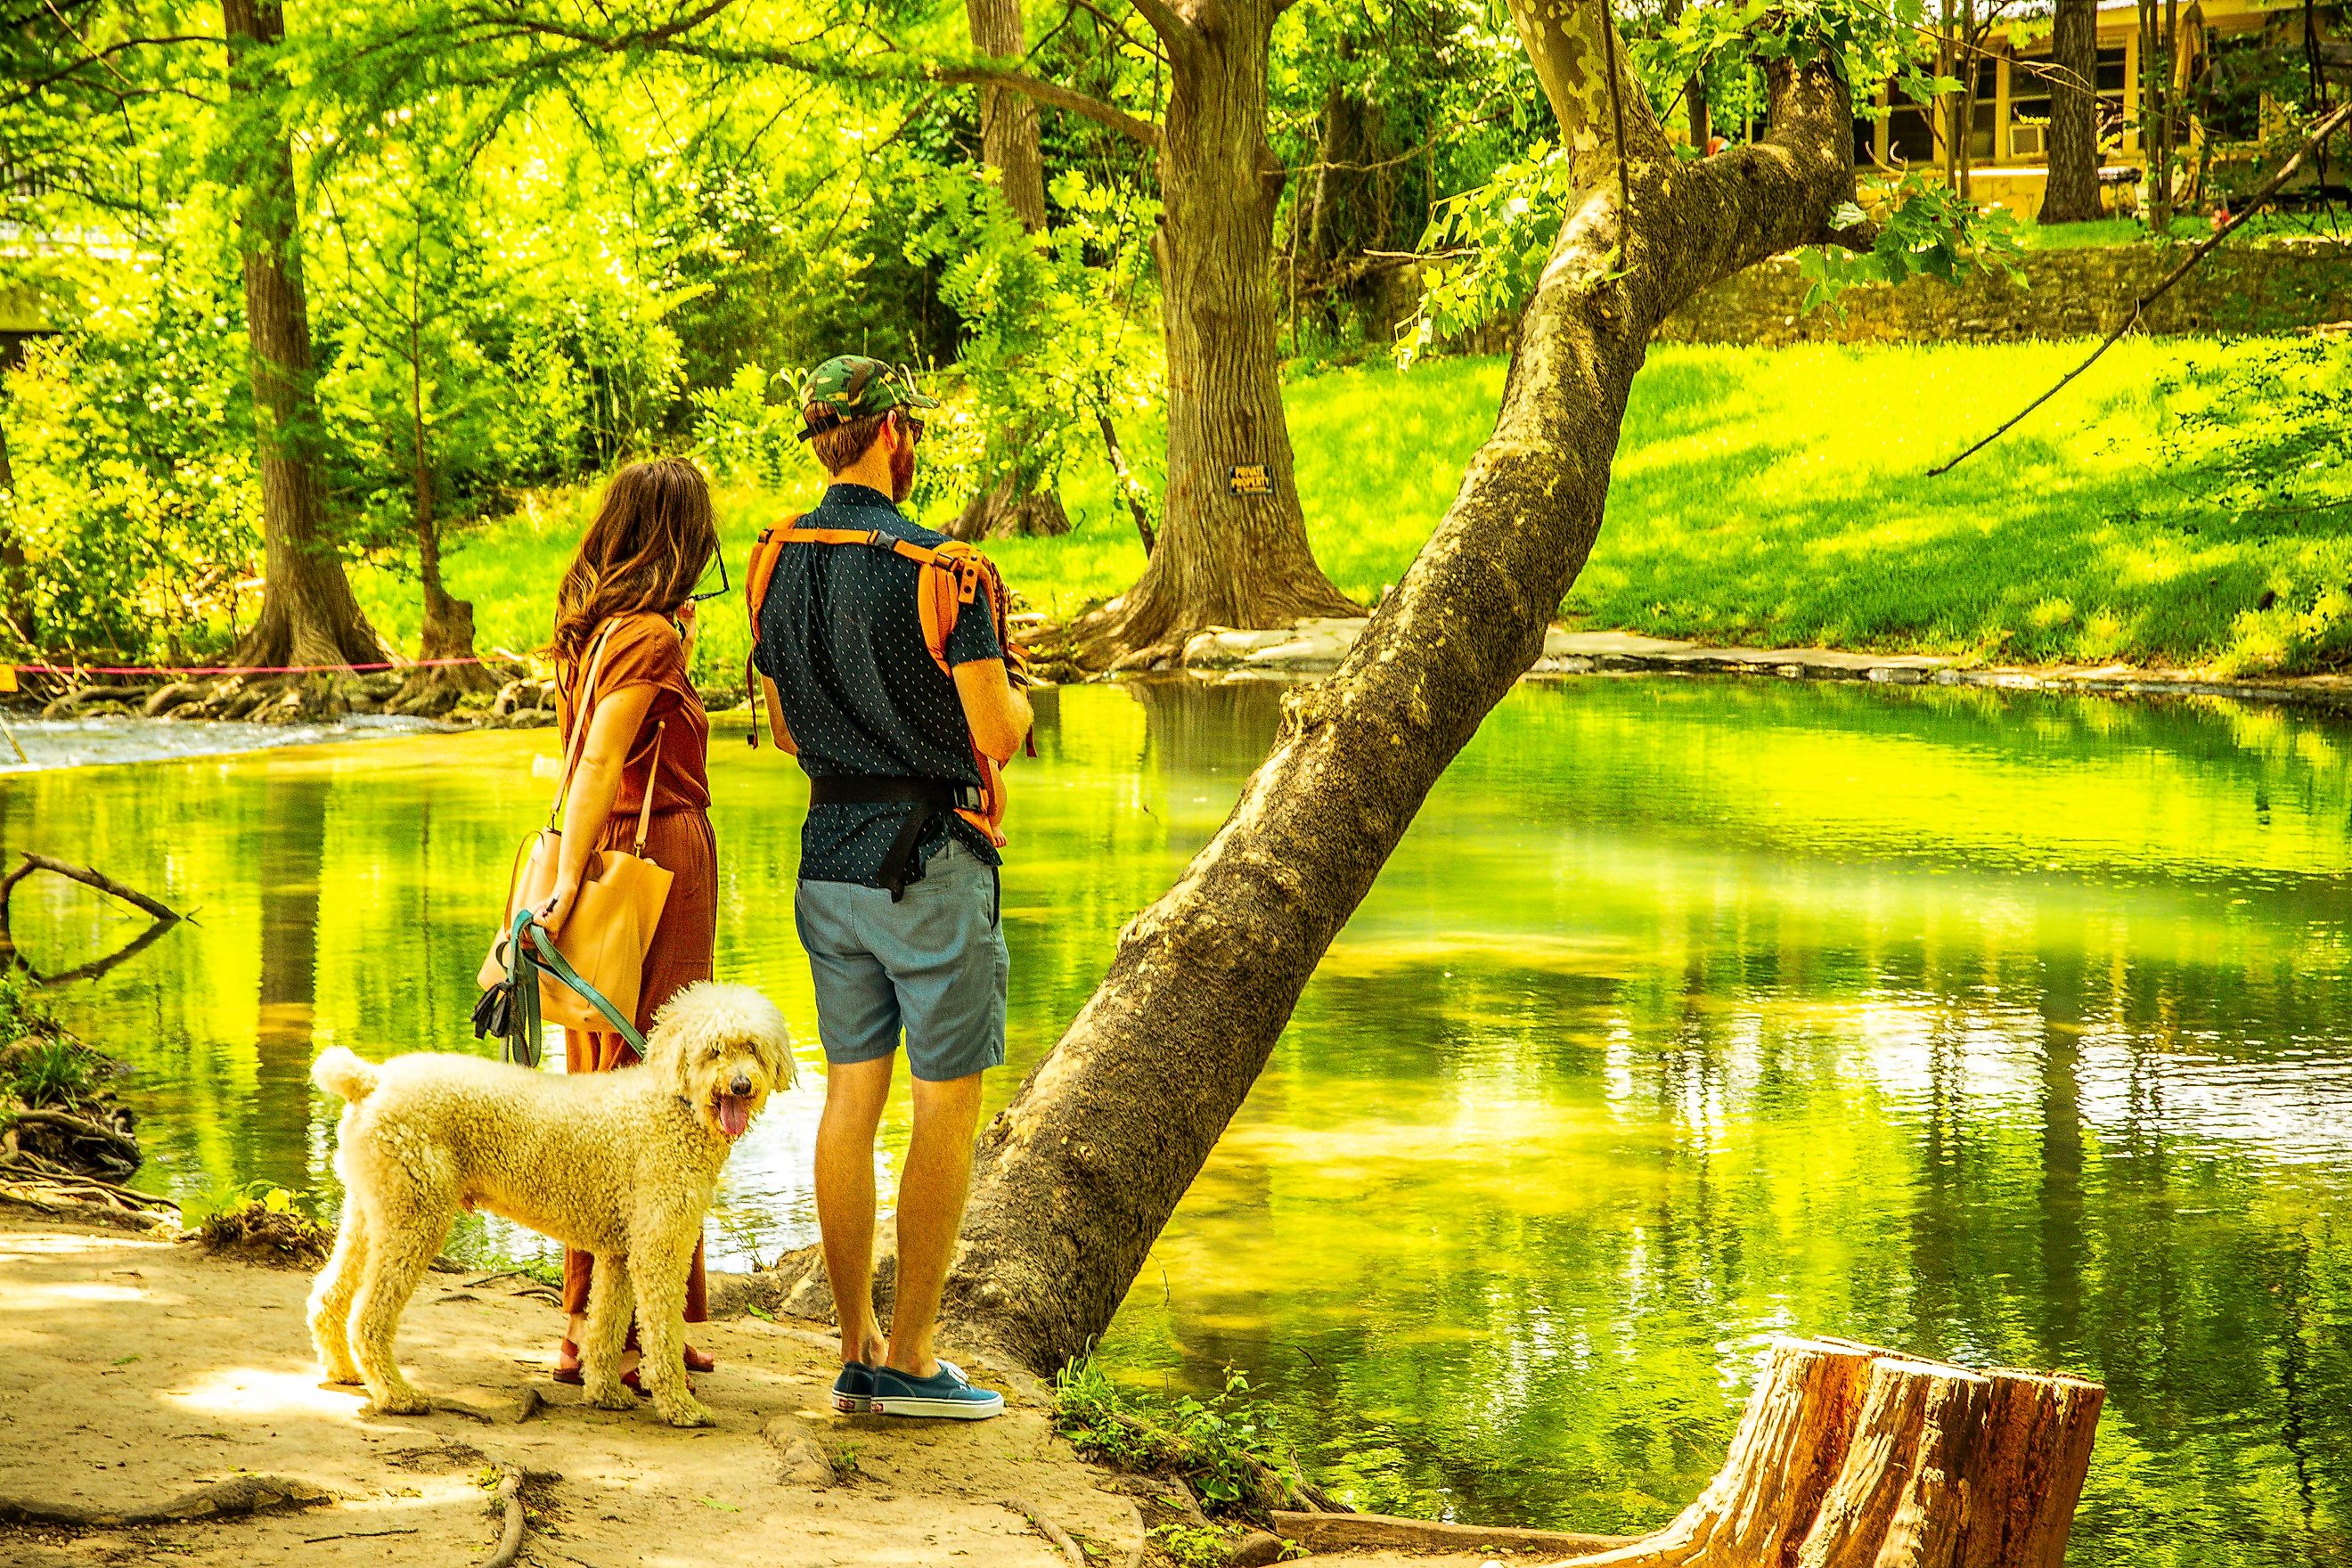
[321,1363,363,1387]
[366,1384,432,1417]
[657,1396,715,1429]
[585,1378,638,1412]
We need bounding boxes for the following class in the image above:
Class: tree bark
[221,0,391,676]
[391,311,492,715]
[2039,0,2103,222]
[1072,0,1356,666]
[945,473,1075,541]
[1514,1338,2102,1568]
[939,0,1869,1370]
[966,0,1047,231]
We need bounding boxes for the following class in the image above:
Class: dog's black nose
[729,1074,753,1097]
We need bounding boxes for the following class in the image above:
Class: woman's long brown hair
[547,459,721,670]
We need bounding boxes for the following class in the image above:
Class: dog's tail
[311,1047,379,1103]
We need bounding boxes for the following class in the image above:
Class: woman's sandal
[554,1337,714,1384]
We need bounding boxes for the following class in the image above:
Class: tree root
[477,1463,527,1568]
[0,1474,333,1527]
[1269,1511,1634,1556]
[474,1461,559,1568]
[1001,1497,1086,1567]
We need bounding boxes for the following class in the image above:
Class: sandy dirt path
[0,1216,1548,1568]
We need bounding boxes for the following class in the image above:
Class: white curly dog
[306,982,794,1428]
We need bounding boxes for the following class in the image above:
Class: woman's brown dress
[554,611,716,1324]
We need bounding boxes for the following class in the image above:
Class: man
[750,355,1032,1421]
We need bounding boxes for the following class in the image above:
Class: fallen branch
[1002,1497,1086,1567]
[0,852,184,985]
[1931,98,2352,477]
[0,1474,332,1526]
[0,853,181,924]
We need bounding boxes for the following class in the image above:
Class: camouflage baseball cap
[796,355,938,440]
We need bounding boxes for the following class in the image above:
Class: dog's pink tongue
[719,1094,751,1139]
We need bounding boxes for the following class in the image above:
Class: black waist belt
[807,776,982,902]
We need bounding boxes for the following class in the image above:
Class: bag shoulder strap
[549,621,620,827]
[743,516,804,752]
[633,721,666,856]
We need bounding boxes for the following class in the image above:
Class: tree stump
[1533,1338,2103,1568]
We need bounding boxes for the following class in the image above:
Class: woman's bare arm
[536,683,656,933]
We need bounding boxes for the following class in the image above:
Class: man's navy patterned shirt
[753,484,1004,886]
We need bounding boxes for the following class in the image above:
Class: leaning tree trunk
[940,1,1869,1369]
[2039,0,2103,222]
[1073,0,1357,666]
[220,0,392,692]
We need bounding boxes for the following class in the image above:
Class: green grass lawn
[363,333,2352,682]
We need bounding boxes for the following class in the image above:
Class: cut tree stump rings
[1507,1337,2102,1568]
[1294,1338,2103,1568]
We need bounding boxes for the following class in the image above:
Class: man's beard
[890,442,916,504]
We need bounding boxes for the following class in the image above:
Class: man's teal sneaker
[830,1361,875,1414]
[868,1359,1005,1420]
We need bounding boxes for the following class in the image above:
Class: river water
[5,676,2348,1563]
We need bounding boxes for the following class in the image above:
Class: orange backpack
[744,519,1031,848]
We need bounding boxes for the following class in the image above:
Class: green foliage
[1147,1523,1236,1568]
[1401,139,1578,364]
[1799,176,2026,311]
[1055,1359,1304,1516]
[902,161,1163,516]
[1,248,260,659]
[690,364,802,486]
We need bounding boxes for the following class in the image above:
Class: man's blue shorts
[794,840,1008,1082]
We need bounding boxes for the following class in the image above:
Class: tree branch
[936,62,1160,147]
[1123,0,1196,52]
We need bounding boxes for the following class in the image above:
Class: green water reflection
[4,677,2349,1565]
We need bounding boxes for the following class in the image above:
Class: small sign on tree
[1228,464,1271,496]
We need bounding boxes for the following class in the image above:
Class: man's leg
[815,1055,894,1368]
[885,1070,985,1377]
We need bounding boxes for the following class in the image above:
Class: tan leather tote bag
[477,622,676,1037]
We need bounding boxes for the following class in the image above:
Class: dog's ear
[642,1000,698,1102]
[758,1017,797,1092]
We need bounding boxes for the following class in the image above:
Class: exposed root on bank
[0,1474,334,1528]
[1002,1496,1087,1566]
[476,1463,527,1568]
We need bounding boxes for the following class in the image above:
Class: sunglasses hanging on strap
[473,908,647,1066]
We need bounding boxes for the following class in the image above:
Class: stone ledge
[1170,617,2352,712]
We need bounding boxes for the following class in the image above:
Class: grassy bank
[365,334,2352,681]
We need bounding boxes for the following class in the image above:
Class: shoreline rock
[1170,619,2352,713]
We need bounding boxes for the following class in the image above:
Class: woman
[536,458,722,1385]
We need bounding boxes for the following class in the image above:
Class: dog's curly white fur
[306,982,793,1427]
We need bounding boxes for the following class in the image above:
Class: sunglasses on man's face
[895,410,925,444]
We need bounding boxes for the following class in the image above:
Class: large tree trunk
[967,0,1047,231]
[939,3,1868,1369]
[2039,0,2103,222]
[956,0,1071,541]
[1073,0,1356,666]
[221,0,391,678]
[390,323,493,716]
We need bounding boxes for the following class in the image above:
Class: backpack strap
[741,516,802,750]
